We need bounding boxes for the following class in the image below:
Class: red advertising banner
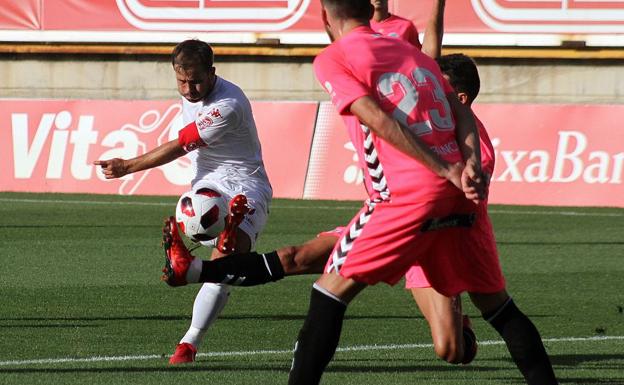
[400,0,624,34]
[0,0,40,29]
[255,101,317,199]
[1,99,622,207]
[303,103,367,201]
[0,0,622,44]
[473,103,624,207]
[304,102,624,207]
[0,99,317,199]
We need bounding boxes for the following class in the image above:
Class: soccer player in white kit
[94,39,272,364]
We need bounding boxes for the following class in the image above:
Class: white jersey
[181,76,272,203]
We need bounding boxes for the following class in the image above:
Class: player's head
[321,0,373,42]
[436,53,481,106]
[172,39,217,103]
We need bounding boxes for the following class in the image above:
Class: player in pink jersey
[290,1,486,384]
[370,0,421,49]
[370,0,446,59]
[405,54,557,385]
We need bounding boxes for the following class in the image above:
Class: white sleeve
[195,100,241,146]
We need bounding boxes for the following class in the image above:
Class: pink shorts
[324,194,490,292]
[404,200,505,295]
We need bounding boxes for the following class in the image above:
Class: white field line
[0,335,622,367]
[0,198,622,217]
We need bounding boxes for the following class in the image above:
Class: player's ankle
[186,258,203,283]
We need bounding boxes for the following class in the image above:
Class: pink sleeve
[313,50,369,115]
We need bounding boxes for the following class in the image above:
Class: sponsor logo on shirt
[197,113,214,130]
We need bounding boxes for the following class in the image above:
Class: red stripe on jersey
[178,121,206,152]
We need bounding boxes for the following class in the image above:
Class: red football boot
[216,194,250,254]
[169,342,197,364]
[161,216,194,287]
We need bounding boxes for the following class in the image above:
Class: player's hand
[93,158,129,179]
[462,161,486,204]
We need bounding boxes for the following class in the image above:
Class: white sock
[180,283,230,348]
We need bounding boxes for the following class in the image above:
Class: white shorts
[192,178,272,251]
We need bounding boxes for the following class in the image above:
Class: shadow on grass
[551,353,624,366]
[0,366,280,374]
[0,323,101,329]
[498,241,624,246]
[0,313,425,323]
[558,379,624,385]
[0,362,505,375]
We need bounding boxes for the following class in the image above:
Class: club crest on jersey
[209,108,223,119]
[197,113,214,130]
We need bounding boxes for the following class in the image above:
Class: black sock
[484,299,558,385]
[198,251,285,286]
[288,286,347,385]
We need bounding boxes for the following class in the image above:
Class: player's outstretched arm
[94,139,187,179]
[350,95,463,190]
[421,0,446,59]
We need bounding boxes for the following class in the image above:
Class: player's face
[370,0,388,12]
[443,73,470,106]
[456,92,469,105]
[174,64,216,103]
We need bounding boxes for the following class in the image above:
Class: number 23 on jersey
[377,68,454,136]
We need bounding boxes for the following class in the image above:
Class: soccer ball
[175,188,228,242]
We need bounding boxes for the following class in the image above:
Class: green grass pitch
[0,192,623,385]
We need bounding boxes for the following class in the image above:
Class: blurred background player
[94,39,273,365]
[370,0,446,58]
[370,0,421,48]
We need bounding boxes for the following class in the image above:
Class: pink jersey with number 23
[314,26,463,204]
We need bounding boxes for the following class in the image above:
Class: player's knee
[278,246,299,274]
[279,244,325,275]
[433,338,462,364]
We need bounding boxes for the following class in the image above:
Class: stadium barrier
[1,100,622,207]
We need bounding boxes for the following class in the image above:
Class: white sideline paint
[0,198,622,217]
[0,335,622,367]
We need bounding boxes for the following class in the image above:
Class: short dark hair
[436,53,480,103]
[321,0,373,22]
[171,39,214,70]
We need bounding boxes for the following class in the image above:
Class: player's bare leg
[288,273,366,385]
[170,194,251,365]
[411,288,477,364]
[469,290,558,385]
[277,235,336,275]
